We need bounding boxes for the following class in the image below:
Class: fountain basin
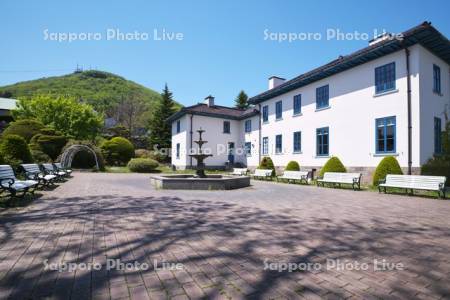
[149,174,250,190]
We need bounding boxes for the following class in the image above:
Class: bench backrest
[0,165,17,180]
[232,168,247,175]
[254,169,273,177]
[385,174,446,190]
[21,164,42,174]
[42,163,55,171]
[282,171,309,179]
[323,172,361,183]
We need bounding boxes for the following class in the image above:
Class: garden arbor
[60,144,100,170]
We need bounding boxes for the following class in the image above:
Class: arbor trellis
[60,144,100,170]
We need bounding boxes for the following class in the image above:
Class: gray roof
[167,103,259,122]
[249,22,450,104]
[0,98,18,110]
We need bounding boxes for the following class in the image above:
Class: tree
[114,94,149,135]
[12,95,103,140]
[234,90,249,109]
[148,84,176,149]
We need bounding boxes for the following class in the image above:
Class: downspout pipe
[189,114,193,168]
[405,47,413,175]
[258,104,262,164]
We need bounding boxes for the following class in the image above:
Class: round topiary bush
[101,137,135,166]
[127,158,159,173]
[30,134,68,161]
[285,161,300,171]
[0,134,33,167]
[258,156,275,176]
[319,156,346,177]
[372,156,403,186]
[2,119,44,142]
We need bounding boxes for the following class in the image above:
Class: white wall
[418,46,450,164]
[171,115,188,168]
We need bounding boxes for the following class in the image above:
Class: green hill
[0,70,179,117]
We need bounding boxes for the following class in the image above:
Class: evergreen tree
[148,84,176,149]
[234,90,249,109]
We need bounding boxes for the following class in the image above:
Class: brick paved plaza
[0,173,449,299]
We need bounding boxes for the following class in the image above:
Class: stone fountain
[149,128,250,190]
[189,128,212,178]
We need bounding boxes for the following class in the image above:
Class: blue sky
[1,0,449,106]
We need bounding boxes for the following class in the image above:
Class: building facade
[169,22,450,182]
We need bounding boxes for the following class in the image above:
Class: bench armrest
[0,178,15,188]
[25,171,39,180]
[378,178,386,185]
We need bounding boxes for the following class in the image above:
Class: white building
[169,22,450,182]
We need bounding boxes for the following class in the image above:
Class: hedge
[372,156,403,186]
[258,156,275,176]
[421,157,450,186]
[1,119,44,142]
[0,134,33,167]
[127,158,159,173]
[101,137,134,166]
[285,161,300,171]
[319,156,346,177]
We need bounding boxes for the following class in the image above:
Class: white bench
[252,169,273,180]
[277,171,309,184]
[0,165,38,198]
[231,168,248,176]
[379,174,447,198]
[21,164,57,187]
[54,163,72,176]
[42,163,67,179]
[317,172,362,190]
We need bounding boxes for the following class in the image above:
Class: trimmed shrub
[30,134,67,161]
[319,156,346,177]
[101,137,134,166]
[127,158,159,173]
[135,149,152,158]
[285,161,300,171]
[258,156,275,176]
[30,148,51,163]
[421,157,450,186]
[0,134,33,167]
[2,119,44,142]
[372,156,403,186]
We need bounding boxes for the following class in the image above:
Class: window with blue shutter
[316,127,329,156]
[275,101,282,120]
[223,121,230,133]
[176,120,181,133]
[433,64,441,94]
[262,105,269,123]
[244,119,252,133]
[275,134,282,154]
[375,116,396,153]
[176,143,180,158]
[375,62,396,94]
[316,85,329,109]
[293,94,301,115]
[245,142,251,156]
[262,137,269,155]
[293,131,301,153]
